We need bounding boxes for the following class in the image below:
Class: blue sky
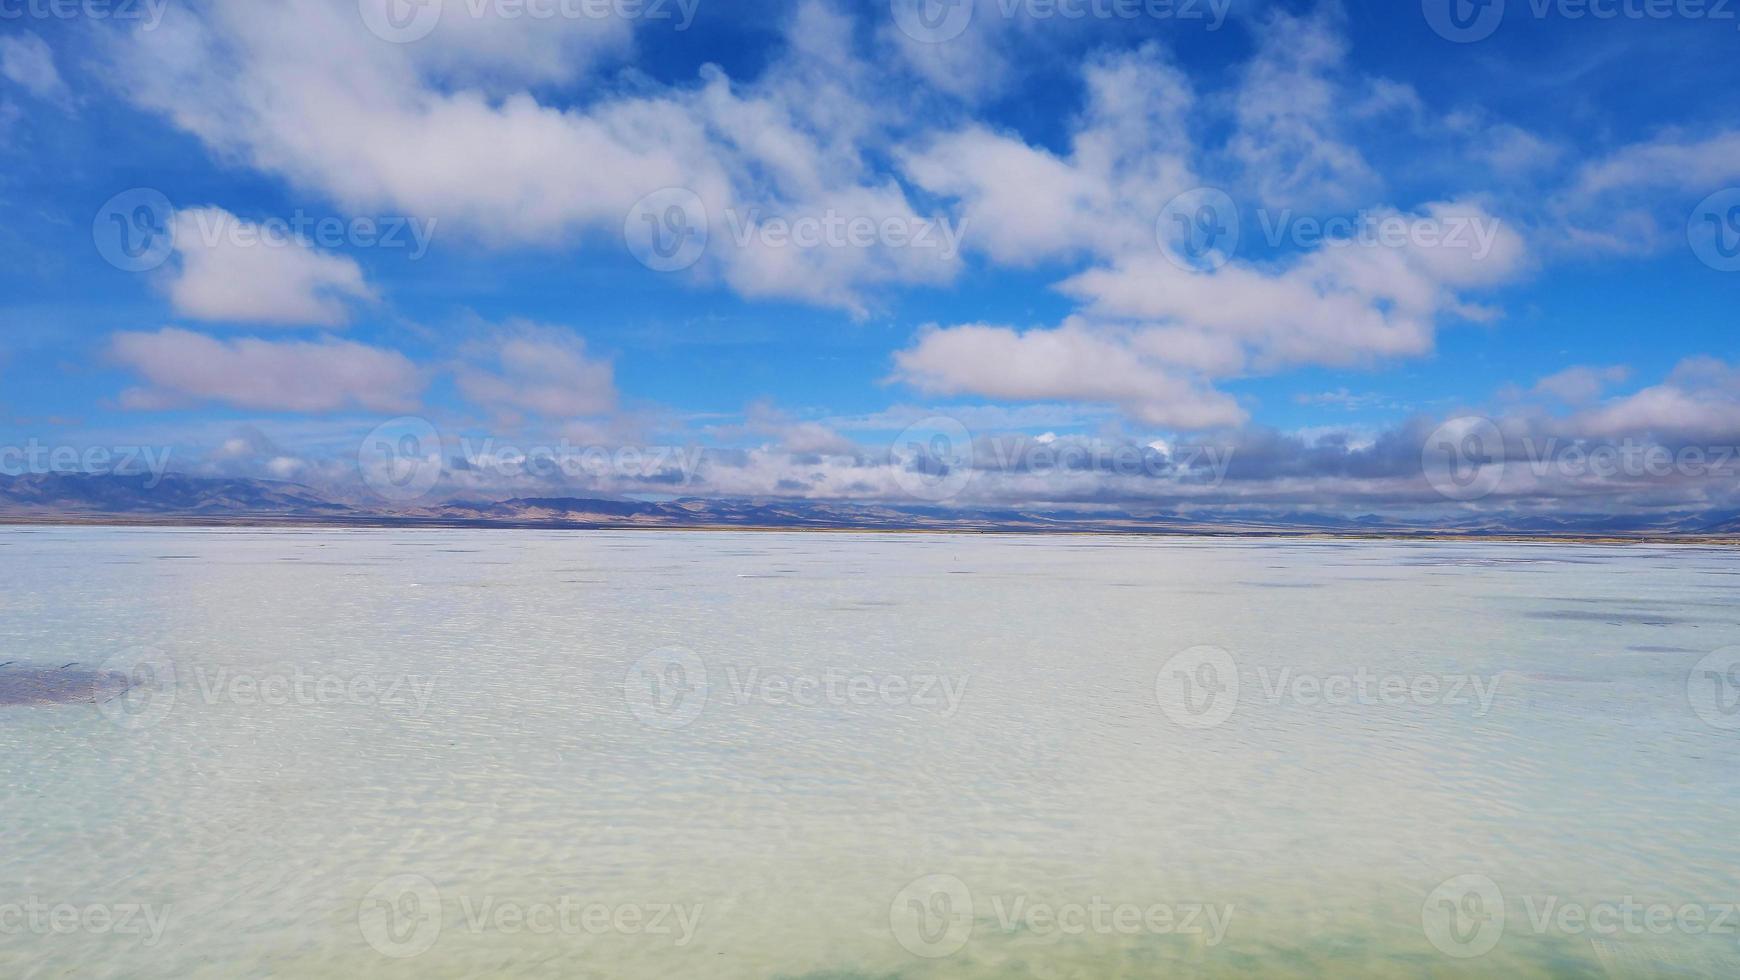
[1,0,1738,515]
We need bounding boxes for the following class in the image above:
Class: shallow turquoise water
[1,527,1738,977]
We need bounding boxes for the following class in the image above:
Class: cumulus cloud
[900,44,1195,265]
[890,27,1529,431]
[1572,358,1740,442]
[109,328,423,412]
[110,0,959,314]
[1062,201,1526,371]
[736,400,858,455]
[454,322,616,422]
[164,208,376,326]
[891,321,1246,430]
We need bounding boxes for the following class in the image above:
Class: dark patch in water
[0,665,129,707]
[1628,645,1703,654]
[1239,582,1324,589]
[1524,610,1686,627]
[1521,672,1613,683]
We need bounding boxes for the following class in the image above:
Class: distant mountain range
[2,472,1738,540]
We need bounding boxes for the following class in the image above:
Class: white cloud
[891,321,1245,430]
[1060,201,1526,372]
[738,400,857,455]
[900,43,1195,265]
[353,0,638,89]
[879,4,1010,102]
[165,208,376,326]
[110,328,423,412]
[1552,129,1740,253]
[0,33,70,104]
[111,0,959,314]
[1574,358,1740,442]
[454,322,616,421]
[1227,7,1380,211]
[1531,365,1630,405]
